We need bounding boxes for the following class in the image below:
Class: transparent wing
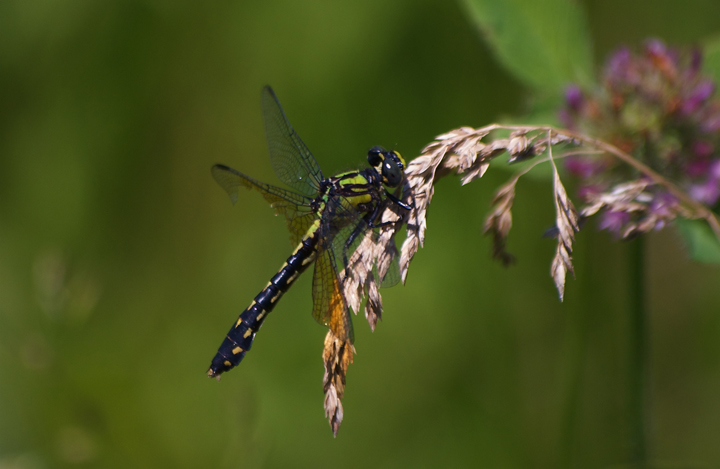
[312,241,354,343]
[262,86,324,198]
[212,164,318,246]
[378,251,401,288]
[309,196,362,343]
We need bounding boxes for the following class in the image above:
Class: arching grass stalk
[392,124,719,292]
[327,124,719,435]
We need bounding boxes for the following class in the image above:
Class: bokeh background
[1,1,720,467]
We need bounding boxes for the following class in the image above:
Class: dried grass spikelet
[580,180,693,238]
[341,197,405,331]
[399,127,567,283]
[322,329,354,437]
[483,177,518,266]
[549,149,580,301]
[580,180,652,218]
[396,125,720,301]
[400,127,493,282]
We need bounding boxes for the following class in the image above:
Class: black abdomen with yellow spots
[207,229,320,378]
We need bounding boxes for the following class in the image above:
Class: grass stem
[627,238,647,464]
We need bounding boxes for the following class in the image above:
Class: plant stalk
[627,238,647,464]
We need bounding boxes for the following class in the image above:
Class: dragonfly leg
[385,190,414,210]
[341,189,410,271]
[341,206,380,275]
[368,219,398,229]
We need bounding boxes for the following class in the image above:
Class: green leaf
[675,218,720,265]
[702,35,720,83]
[460,0,594,93]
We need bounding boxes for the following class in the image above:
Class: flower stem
[559,239,592,468]
[627,238,647,463]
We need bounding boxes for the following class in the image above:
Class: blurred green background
[1,1,720,467]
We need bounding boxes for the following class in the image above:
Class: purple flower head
[686,159,711,178]
[681,81,715,115]
[689,158,720,181]
[692,140,713,158]
[644,38,668,60]
[577,184,603,200]
[599,210,631,236]
[559,39,720,232]
[565,85,584,111]
[701,113,720,133]
[565,156,602,179]
[710,159,720,179]
[649,192,678,218]
[606,47,632,83]
[689,179,720,205]
[644,38,679,79]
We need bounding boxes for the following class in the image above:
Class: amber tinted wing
[262,86,324,198]
[310,196,362,343]
[311,243,354,343]
[212,164,317,246]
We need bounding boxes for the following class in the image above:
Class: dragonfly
[208,86,410,379]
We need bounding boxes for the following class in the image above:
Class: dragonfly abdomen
[207,230,320,378]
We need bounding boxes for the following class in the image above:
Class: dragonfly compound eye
[382,158,403,187]
[391,150,405,169]
[367,146,385,167]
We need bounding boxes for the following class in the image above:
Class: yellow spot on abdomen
[286,270,300,284]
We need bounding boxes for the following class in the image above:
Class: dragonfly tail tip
[207,368,222,381]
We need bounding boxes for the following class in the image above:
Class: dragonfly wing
[212,164,317,245]
[311,241,354,343]
[378,247,401,288]
[310,196,358,342]
[262,86,324,198]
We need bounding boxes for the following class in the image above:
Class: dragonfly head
[367,146,405,188]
